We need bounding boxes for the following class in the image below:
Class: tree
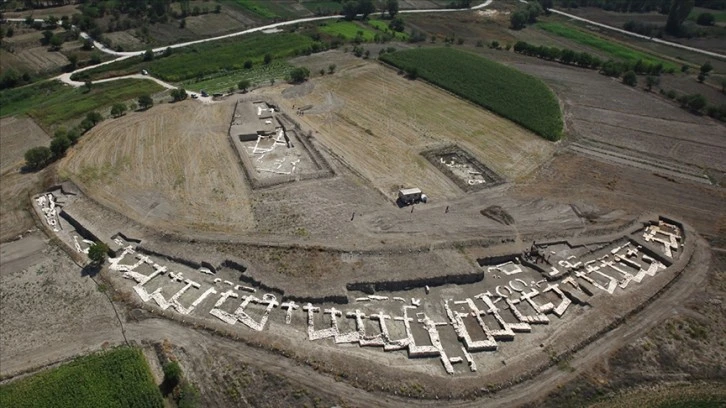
[164,47,173,57]
[389,17,404,32]
[238,79,251,92]
[538,0,553,14]
[84,80,93,93]
[358,0,376,18]
[696,12,715,26]
[622,70,637,87]
[24,146,51,170]
[143,48,154,61]
[697,62,712,83]
[82,38,94,50]
[386,0,399,18]
[41,30,54,45]
[289,67,310,83]
[89,52,101,65]
[665,0,695,36]
[404,66,418,79]
[645,75,660,91]
[87,242,109,264]
[243,60,253,69]
[170,88,188,102]
[86,111,103,126]
[50,135,71,157]
[342,0,358,21]
[67,128,81,144]
[67,54,78,71]
[263,53,272,65]
[510,11,528,30]
[138,94,154,110]
[49,34,63,50]
[328,64,336,74]
[110,103,127,117]
[179,18,186,28]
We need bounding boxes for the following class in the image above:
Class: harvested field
[0,116,50,174]
[59,100,256,234]
[281,56,555,199]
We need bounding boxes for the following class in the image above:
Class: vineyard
[0,347,163,408]
[380,48,563,141]
[73,33,315,83]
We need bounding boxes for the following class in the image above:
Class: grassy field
[319,21,377,41]
[182,60,295,93]
[381,48,563,141]
[368,19,409,40]
[0,347,163,408]
[73,33,315,83]
[0,79,165,127]
[537,22,678,70]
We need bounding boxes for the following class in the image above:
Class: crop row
[0,347,163,408]
[381,48,563,141]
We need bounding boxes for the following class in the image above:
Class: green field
[368,19,409,40]
[223,0,280,19]
[319,21,377,41]
[0,79,165,126]
[0,347,163,408]
[182,60,295,93]
[537,22,677,70]
[73,33,315,83]
[381,48,563,141]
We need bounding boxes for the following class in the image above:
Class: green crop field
[0,347,163,408]
[73,33,315,83]
[537,22,677,70]
[0,79,165,126]
[367,19,409,40]
[319,21,377,41]
[223,0,280,19]
[182,60,295,93]
[381,48,563,141]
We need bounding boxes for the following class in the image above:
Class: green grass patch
[319,21,377,41]
[368,19,409,40]
[0,79,164,126]
[0,347,163,408]
[537,22,677,70]
[182,60,295,93]
[381,48,563,141]
[74,33,315,83]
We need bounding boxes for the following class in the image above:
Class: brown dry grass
[58,101,255,234]
[277,60,555,199]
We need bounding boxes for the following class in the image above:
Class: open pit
[229,97,334,189]
[422,145,504,192]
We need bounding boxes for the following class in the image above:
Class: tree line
[24,93,154,170]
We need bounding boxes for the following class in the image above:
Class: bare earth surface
[59,101,256,234]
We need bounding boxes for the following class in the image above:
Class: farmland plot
[279,57,555,200]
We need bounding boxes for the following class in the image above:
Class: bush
[163,361,182,390]
[24,146,52,170]
[622,70,637,86]
[88,241,109,264]
[50,135,72,157]
[696,13,715,26]
[288,67,310,83]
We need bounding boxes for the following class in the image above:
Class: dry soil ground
[282,53,555,200]
[59,100,257,234]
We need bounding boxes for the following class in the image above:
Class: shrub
[24,146,52,170]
